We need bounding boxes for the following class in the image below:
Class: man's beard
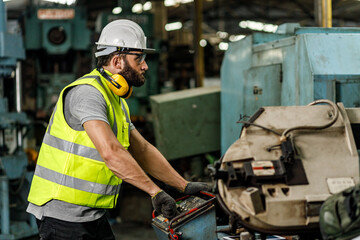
[119,58,146,87]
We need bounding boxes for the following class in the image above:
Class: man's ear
[113,55,125,71]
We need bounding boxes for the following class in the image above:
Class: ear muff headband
[98,68,133,99]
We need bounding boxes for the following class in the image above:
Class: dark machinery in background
[22,4,92,122]
[0,0,37,239]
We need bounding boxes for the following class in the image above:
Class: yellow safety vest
[28,69,131,208]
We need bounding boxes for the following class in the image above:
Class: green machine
[23,5,91,116]
[95,3,160,125]
[150,86,221,161]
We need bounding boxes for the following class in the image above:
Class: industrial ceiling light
[164,0,193,7]
[165,21,182,31]
[112,7,122,14]
[43,0,76,5]
[132,3,143,13]
[219,42,229,51]
[216,31,228,39]
[229,35,246,42]
[263,24,278,32]
[181,0,193,3]
[143,1,152,11]
[200,39,207,47]
[164,0,177,7]
[239,20,278,33]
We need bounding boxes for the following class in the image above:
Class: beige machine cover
[218,101,360,234]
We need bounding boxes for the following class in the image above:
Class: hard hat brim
[95,42,156,53]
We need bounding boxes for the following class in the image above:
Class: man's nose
[142,61,149,71]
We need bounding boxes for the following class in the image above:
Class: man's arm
[128,129,188,192]
[83,120,161,197]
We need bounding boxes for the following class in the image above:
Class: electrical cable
[236,120,282,136]
[280,99,339,141]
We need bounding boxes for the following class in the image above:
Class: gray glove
[183,182,211,195]
[151,190,177,219]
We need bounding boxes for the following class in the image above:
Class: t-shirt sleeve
[64,85,136,131]
[66,85,109,127]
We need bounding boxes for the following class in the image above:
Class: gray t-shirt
[27,84,134,222]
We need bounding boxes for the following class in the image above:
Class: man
[27,19,210,239]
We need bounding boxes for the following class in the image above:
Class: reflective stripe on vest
[35,165,119,195]
[43,132,103,162]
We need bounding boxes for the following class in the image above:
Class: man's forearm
[130,141,188,192]
[84,120,161,197]
[104,147,161,197]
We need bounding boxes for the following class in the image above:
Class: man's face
[119,52,148,87]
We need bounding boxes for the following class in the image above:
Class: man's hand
[151,190,177,219]
[183,182,211,195]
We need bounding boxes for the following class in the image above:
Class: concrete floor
[23,183,159,240]
[24,222,158,240]
[111,222,158,240]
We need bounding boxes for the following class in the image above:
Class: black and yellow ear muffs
[98,67,133,99]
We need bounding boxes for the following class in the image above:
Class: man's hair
[96,51,125,68]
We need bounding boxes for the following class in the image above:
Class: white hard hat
[95,19,155,57]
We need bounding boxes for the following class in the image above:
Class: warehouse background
[2,0,360,239]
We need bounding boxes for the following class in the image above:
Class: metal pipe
[0,175,10,235]
[326,0,332,27]
[16,126,22,149]
[0,0,6,33]
[193,0,204,87]
[0,78,3,99]
[15,61,22,148]
[321,0,332,27]
[15,61,21,113]
[314,0,321,27]
[315,0,332,27]
[0,130,3,148]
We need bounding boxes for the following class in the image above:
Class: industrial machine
[150,86,220,160]
[151,99,360,240]
[22,4,92,117]
[212,100,360,238]
[0,0,37,239]
[207,25,360,239]
[220,25,360,155]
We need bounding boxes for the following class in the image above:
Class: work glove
[151,190,178,219]
[183,182,211,195]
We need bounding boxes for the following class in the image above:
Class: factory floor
[25,222,157,240]
[24,183,159,240]
[111,222,157,240]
